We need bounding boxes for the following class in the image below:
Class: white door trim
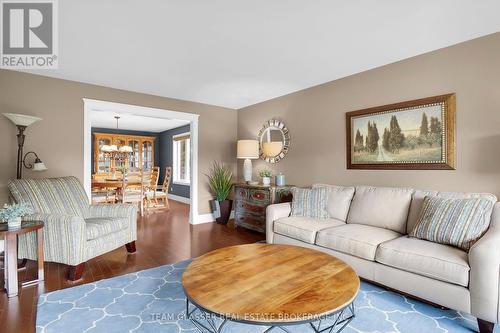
[82,98,200,224]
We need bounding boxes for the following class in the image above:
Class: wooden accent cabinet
[93,133,155,174]
[233,183,293,233]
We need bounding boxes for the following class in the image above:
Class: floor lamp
[2,113,47,179]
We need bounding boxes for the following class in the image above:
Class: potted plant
[259,169,272,186]
[206,161,233,224]
[0,203,32,229]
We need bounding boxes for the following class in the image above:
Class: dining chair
[91,173,117,204]
[118,169,147,215]
[91,187,116,204]
[144,167,160,209]
[145,167,172,209]
[141,169,155,213]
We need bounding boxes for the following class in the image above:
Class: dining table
[91,178,142,193]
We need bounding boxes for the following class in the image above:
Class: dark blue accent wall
[91,128,160,173]
[159,125,191,198]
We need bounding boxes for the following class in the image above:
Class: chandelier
[101,116,133,162]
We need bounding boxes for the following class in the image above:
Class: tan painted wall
[2,31,499,216]
[0,70,237,214]
[238,32,500,196]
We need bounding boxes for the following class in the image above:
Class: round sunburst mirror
[258,119,290,163]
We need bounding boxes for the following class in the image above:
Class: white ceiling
[90,111,189,133]
[25,0,500,109]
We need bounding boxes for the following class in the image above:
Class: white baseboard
[168,194,191,204]
[195,210,235,225]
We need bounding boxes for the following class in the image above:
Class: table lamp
[237,140,259,182]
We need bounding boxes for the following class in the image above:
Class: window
[173,133,191,185]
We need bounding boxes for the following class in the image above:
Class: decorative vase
[275,173,285,186]
[215,200,233,225]
[262,177,271,186]
[8,216,22,229]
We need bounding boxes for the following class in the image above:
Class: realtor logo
[1,0,58,69]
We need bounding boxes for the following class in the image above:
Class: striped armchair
[8,176,137,280]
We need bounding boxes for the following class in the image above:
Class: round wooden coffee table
[182,243,359,333]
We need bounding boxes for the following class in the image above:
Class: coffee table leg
[184,299,354,333]
[309,303,355,333]
[263,327,291,333]
[5,234,19,297]
[186,299,228,333]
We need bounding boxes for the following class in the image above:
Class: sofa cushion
[316,224,401,261]
[410,196,494,251]
[346,186,413,233]
[406,190,497,234]
[311,184,355,221]
[85,217,129,241]
[273,216,345,244]
[376,236,469,287]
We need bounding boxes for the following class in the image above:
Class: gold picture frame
[346,94,456,170]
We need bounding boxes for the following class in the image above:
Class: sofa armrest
[266,203,291,243]
[20,213,86,266]
[469,202,500,323]
[89,204,137,242]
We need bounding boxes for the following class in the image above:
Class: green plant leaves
[205,161,233,202]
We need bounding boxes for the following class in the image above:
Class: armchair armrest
[20,213,86,266]
[469,202,500,323]
[266,203,291,244]
[89,204,137,242]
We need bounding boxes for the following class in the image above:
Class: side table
[233,183,293,233]
[1,221,44,297]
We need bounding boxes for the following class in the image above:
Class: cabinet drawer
[235,213,265,233]
[248,189,270,203]
[234,187,249,200]
[235,199,266,215]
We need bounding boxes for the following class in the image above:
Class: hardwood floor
[0,201,264,333]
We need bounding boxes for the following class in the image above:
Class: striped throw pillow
[410,196,494,251]
[291,187,330,219]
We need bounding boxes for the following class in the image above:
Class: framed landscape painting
[346,94,456,170]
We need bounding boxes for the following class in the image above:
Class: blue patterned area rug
[37,260,487,333]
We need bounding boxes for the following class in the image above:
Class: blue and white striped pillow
[291,187,330,219]
[410,196,494,251]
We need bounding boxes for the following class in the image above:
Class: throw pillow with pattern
[410,196,494,251]
[291,187,330,219]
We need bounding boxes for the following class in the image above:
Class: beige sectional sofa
[266,185,500,333]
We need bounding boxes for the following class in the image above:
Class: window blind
[173,133,190,141]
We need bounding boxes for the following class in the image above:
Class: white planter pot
[262,177,271,186]
[8,216,22,229]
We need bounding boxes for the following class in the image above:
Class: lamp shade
[237,140,259,159]
[101,145,118,152]
[101,145,111,152]
[262,141,283,157]
[2,113,42,127]
[119,145,133,153]
[33,161,47,171]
